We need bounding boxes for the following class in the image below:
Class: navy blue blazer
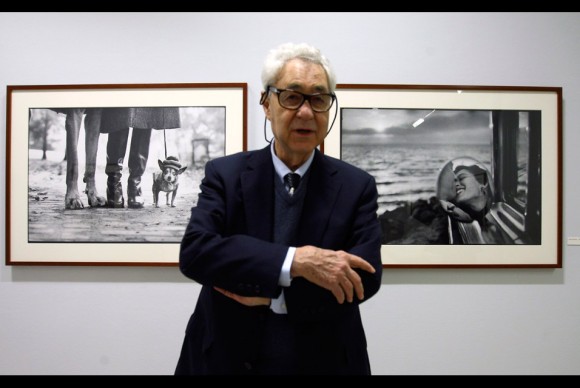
[176,145,383,375]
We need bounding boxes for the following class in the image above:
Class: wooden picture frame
[324,84,562,268]
[6,83,247,266]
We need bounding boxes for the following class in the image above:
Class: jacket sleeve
[179,159,287,299]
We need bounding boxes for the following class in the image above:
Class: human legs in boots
[105,128,152,209]
[127,128,152,209]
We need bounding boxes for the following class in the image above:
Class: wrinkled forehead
[277,59,330,92]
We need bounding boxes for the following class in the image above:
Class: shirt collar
[270,140,314,183]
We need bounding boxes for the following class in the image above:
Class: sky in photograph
[341,108,495,145]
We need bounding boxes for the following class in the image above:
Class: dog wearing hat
[152,156,187,208]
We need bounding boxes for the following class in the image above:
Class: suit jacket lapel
[297,151,340,245]
[241,147,275,241]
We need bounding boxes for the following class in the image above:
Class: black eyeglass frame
[267,86,336,113]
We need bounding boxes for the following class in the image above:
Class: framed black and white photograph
[324,84,562,268]
[6,83,247,266]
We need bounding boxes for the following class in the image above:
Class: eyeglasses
[268,86,336,113]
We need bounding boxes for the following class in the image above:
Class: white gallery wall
[1,12,579,375]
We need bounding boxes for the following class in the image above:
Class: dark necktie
[284,173,301,196]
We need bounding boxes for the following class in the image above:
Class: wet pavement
[26,158,202,244]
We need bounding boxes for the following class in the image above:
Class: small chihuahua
[152,156,187,208]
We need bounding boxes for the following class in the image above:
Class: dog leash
[163,129,168,160]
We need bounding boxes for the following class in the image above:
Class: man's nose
[296,99,315,118]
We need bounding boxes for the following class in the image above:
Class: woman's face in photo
[454,168,487,213]
[437,157,491,220]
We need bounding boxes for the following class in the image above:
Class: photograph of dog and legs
[27,106,224,243]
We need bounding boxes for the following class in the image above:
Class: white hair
[261,42,336,93]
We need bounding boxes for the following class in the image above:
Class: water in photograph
[342,142,492,217]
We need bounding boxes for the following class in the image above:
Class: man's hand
[291,246,376,304]
[440,200,473,222]
[214,287,271,307]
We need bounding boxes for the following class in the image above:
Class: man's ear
[259,90,268,105]
[261,92,271,120]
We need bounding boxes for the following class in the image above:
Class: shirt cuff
[270,291,287,314]
[278,246,295,287]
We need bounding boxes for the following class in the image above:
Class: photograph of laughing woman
[437,156,512,244]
